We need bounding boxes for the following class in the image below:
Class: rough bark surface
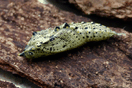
[0,80,18,88]
[58,0,132,21]
[0,0,132,88]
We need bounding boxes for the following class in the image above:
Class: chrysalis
[19,22,126,59]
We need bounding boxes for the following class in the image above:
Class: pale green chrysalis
[19,22,126,59]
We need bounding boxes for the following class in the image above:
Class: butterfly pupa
[19,22,126,59]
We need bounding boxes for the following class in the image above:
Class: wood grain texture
[0,0,132,88]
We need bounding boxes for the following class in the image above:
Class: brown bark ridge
[0,0,132,88]
[57,0,132,21]
[0,80,18,88]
